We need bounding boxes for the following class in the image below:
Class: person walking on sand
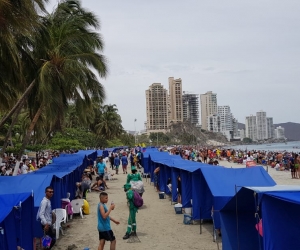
[114,154,120,175]
[121,153,128,174]
[123,183,138,240]
[97,192,120,250]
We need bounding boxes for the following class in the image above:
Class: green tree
[17,0,107,157]
[243,137,253,143]
[0,0,48,122]
[95,104,124,140]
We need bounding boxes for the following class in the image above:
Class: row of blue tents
[0,150,100,250]
[142,148,300,250]
[1,147,300,250]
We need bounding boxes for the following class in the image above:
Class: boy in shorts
[97,192,120,250]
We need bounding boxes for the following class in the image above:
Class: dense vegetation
[0,0,134,156]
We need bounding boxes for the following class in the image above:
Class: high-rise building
[245,115,257,141]
[218,106,233,131]
[267,117,274,139]
[200,91,217,130]
[207,114,221,132]
[182,92,200,125]
[256,111,268,140]
[168,77,183,125]
[145,83,168,132]
[217,105,234,141]
[274,126,285,139]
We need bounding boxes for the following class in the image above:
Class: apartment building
[267,117,274,139]
[145,83,168,132]
[168,77,183,125]
[182,92,200,125]
[218,106,233,131]
[245,115,257,141]
[200,91,218,130]
[207,114,221,133]
[274,126,285,139]
[256,111,268,140]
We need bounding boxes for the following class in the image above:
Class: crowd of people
[163,146,300,179]
[0,150,62,176]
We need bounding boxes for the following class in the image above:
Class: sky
[48,0,300,131]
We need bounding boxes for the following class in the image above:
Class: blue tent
[220,185,300,250]
[97,150,103,157]
[0,150,95,238]
[0,192,34,250]
[198,167,276,228]
[142,148,158,173]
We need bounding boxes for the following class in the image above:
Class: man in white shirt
[20,162,28,174]
[38,186,56,249]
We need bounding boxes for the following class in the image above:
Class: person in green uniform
[126,166,142,183]
[123,183,138,239]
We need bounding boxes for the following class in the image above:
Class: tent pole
[235,185,240,250]
[200,207,202,234]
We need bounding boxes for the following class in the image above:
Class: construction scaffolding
[182,92,200,125]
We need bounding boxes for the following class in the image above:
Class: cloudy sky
[48,0,300,131]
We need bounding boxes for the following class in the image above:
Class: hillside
[275,122,300,141]
[237,122,300,141]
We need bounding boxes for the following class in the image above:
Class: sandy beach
[50,160,299,250]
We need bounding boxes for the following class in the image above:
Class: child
[97,192,120,250]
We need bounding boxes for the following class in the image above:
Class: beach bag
[42,235,52,248]
[133,191,143,208]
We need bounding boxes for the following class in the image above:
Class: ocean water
[229,141,300,152]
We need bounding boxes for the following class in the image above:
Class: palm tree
[0,0,48,124]
[12,0,108,174]
[95,104,124,140]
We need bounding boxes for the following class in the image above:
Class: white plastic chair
[70,199,84,219]
[52,208,67,239]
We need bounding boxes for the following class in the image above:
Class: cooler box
[174,203,182,214]
[159,192,165,199]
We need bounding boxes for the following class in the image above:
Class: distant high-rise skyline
[245,111,275,141]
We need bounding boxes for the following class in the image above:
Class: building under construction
[182,92,200,125]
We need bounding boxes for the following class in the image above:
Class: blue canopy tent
[0,192,34,250]
[142,148,158,173]
[0,150,93,238]
[220,185,300,250]
[97,150,103,157]
[148,152,172,182]
[0,175,53,238]
[199,167,276,229]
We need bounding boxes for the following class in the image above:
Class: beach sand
[50,160,299,250]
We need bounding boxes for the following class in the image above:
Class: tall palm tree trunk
[0,79,35,129]
[13,105,43,176]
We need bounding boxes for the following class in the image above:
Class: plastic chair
[52,208,67,239]
[70,199,84,219]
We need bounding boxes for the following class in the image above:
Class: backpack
[133,191,143,208]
